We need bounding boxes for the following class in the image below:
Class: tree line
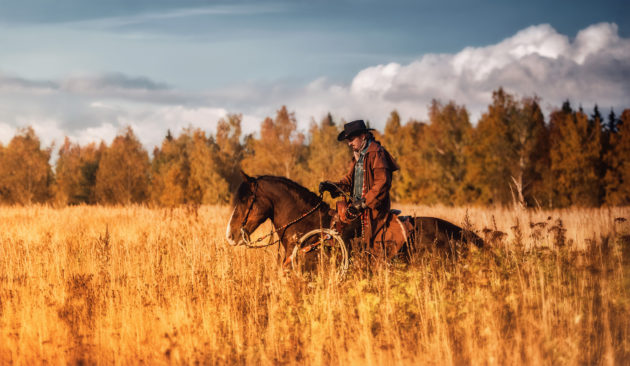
[0,88,628,207]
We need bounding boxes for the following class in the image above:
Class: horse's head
[225,171,273,246]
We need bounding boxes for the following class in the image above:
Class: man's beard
[352,137,367,159]
[356,137,368,151]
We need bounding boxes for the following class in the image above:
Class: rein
[239,181,324,249]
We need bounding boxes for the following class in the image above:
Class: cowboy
[319,119,400,250]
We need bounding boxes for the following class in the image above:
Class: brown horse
[225,172,483,264]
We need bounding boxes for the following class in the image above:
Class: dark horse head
[225,171,332,248]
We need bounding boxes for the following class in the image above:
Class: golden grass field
[0,205,629,365]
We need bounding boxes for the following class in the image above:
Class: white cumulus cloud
[214,22,629,131]
[305,22,630,126]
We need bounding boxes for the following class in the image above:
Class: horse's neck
[262,181,326,229]
[269,189,308,226]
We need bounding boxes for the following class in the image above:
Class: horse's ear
[240,170,252,183]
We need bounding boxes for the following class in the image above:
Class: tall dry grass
[0,205,628,365]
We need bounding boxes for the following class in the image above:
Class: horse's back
[405,216,484,249]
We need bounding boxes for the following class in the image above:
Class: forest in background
[0,88,629,208]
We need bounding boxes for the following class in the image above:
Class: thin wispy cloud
[63,4,290,30]
[0,73,57,92]
[0,1,290,24]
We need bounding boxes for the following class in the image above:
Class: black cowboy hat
[337,119,374,141]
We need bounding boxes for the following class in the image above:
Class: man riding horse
[319,120,401,254]
[226,120,482,267]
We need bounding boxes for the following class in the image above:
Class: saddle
[371,211,412,259]
[332,199,412,259]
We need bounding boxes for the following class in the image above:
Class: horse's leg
[374,215,411,261]
[281,233,304,270]
[277,242,285,264]
[336,218,361,253]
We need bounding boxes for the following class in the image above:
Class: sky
[0,0,629,151]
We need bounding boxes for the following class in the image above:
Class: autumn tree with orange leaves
[465,89,549,206]
[549,102,602,207]
[0,127,52,204]
[242,106,306,180]
[95,127,151,205]
[604,109,630,205]
[55,138,103,205]
[0,90,628,208]
[302,113,349,194]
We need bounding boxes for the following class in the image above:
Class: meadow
[0,205,628,365]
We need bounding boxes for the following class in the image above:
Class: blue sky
[0,0,629,149]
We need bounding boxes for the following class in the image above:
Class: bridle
[238,181,260,246]
[237,179,324,249]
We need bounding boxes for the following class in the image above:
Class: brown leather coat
[334,139,399,244]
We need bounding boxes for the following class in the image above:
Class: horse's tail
[462,229,484,248]
[405,216,485,253]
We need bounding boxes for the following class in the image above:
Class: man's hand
[352,198,367,211]
[318,181,340,198]
[346,205,360,218]
[345,198,365,220]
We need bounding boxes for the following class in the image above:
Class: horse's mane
[254,175,331,210]
[256,175,319,200]
[233,174,326,211]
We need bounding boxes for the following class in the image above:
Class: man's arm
[320,160,355,197]
[363,150,393,209]
[364,168,391,209]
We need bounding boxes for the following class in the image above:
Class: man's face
[347,133,366,152]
